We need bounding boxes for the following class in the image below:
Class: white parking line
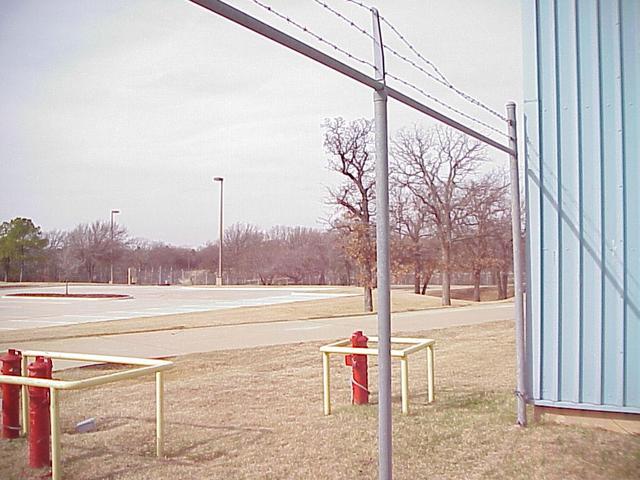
[9,319,70,325]
[284,324,327,331]
[1,299,72,305]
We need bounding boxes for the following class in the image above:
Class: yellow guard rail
[320,336,435,415]
[0,350,174,480]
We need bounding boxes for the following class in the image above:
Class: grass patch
[1,320,637,479]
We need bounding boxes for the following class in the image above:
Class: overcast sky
[0,0,522,247]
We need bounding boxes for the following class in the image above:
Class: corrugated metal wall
[522,0,639,414]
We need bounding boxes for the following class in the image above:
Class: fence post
[507,101,527,426]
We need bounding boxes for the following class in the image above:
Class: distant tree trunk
[472,269,481,302]
[412,247,422,294]
[363,258,374,312]
[345,260,352,286]
[441,239,451,306]
[494,268,505,299]
[19,263,23,283]
[364,286,373,312]
[318,271,326,285]
[500,271,509,299]
[420,268,433,295]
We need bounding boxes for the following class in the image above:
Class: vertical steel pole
[219,179,223,284]
[110,211,114,285]
[214,177,224,286]
[21,355,28,436]
[50,388,61,480]
[156,371,165,457]
[372,8,392,479]
[322,352,331,415]
[507,102,527,426]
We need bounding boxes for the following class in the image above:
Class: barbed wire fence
[247,0,508,140]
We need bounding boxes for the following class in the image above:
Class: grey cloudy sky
[0,0,522,247]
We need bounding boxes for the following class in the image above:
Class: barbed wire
[312,0,451,89]
[311,0,373,40]
[386,72,508,139]
[248,0,506,138]
[339,0,508,122]
[249,0,374,69]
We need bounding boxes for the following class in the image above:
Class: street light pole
[213,177,224,286]
[110,209,120,285]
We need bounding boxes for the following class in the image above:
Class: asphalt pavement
[0,302,514,370]
[0,284,354,331]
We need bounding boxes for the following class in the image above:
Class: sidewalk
[0,303,514,370]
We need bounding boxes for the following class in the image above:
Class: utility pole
[507,102,527,426]
[109,209,120,285]
[213,177,224,286]
[372,8,392,479]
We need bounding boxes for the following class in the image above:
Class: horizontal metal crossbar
[0,350,173,390]
[188,0,514,156]
[320,336,435,358]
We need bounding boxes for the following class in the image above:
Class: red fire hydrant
[345,331,369,405]
[28,356,53,469]
[1,349,22,439]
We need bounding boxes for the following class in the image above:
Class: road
[0,284,354,331]
[0,303,514,370]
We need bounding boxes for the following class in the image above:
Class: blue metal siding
[522,0,541,400]
[522,0,640,414]
[621,0,640,408]
[576,0,603,405]
[556,0,580,403]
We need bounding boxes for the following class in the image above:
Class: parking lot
[0,285,353,331]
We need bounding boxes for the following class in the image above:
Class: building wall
[522,0,639,414]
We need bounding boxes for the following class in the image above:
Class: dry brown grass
[2,287,468,344]
[2,320,637,480]
[427,285,515,302]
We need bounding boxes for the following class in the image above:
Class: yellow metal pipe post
[156,371,164,458]
[322,352,331,415]
[400,357,409,414]
[50,388,61,480]
[427,345,434,403]
[21,355,28,436]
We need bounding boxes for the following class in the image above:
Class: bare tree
[324,117,376,312]
[66,221,126,282]
[392,125,486,305]
[390,180,435,294]
[455,172,509,301]
[224,223,264,284]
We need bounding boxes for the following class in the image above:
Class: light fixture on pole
[110,209,120,285]
[213,177,224,286]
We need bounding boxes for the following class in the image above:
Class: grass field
[1,320,637,480]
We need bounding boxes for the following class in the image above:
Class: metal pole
[219,180,223,284]
[110,211,114,284]
[50,388,61,480]
[20,355,28,436]
[322,352,331,415]
[109,209,119,284]
[214,177,224,285]
[372,8,392,479]
[507,102,527,426]
[156,372,165,457]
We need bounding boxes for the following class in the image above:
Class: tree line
[1,119,517,311]
[324,118,517,310]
